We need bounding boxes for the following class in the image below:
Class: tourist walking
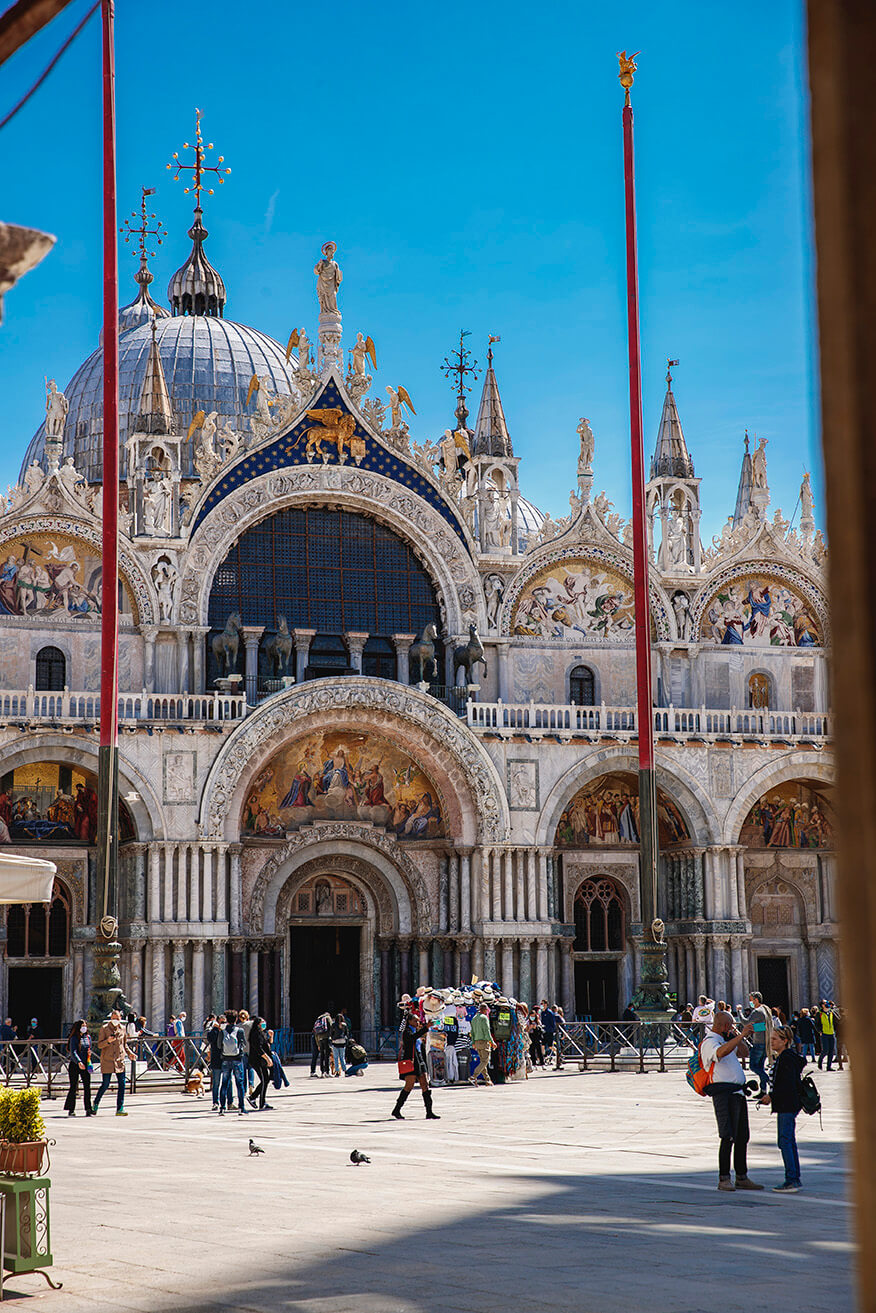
[64,1018,94,1116]
[796,1008,817,1062]
[701,1010,764,1193]
[469,1003,495,1086]
[313,1012,331,1077]
[817,1001,837,1070]
[330,1011,350,1076]
[217,1011,247,1115]
[528,1008,545,1068]
[267,1030,290,1089]
[92,1010,137,1117]
[759,1024,806,1192]
[206,1015,224,1108]
[747,991,773,1093]
[247,1017,274,1111]
[392,1001,439,1120]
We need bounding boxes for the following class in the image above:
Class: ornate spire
[472,335,512,457]
[732,430,753,527]
[118,187,169,332]
[134,320,175,434]
[166,110,231,317]
[441,329,479,433]
[650,358,694,479]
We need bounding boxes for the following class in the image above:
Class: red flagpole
[619,54,666,1012]
[98,0,119,928]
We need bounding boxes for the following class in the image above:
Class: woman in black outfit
[392,1003,439,1120]
[64,1018,94,1116]
[247,1018,274,1111]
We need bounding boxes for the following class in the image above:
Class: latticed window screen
[35,646,66,692]
[5,881,70,958]
[574,879,625,953]
[208,507,442,638]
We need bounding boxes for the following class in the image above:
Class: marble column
[148,845,161,923]
[176,845,188,922]
[343,632,368,673]
[440,938,454,987]
[694,937,707,999]
[502,850,514,922]
[392,633,415,684]
[230,940,245,1009]
[525,849,537,922]
[449,853,460,933]
[483,937,497,982]
[501,940,514,995]
[141,625,158,694]
[489,848,502,921]
[162,842,174,923]
[176,629,191,696]
[248,945,260,1016]
[730,935,744,1005]
[736,851,747,921]
[536,849,549,921]
[128,940,145,1014]
[294,628,316,684]
[149,942,164,1027]
[171,939,186,1015]
[212,940,227,1014]
[519,943,532,1004]
[190,845,202,922]
[202,845,214,923]
[229,845,242,935]
[72,947,85,1018]
[808,943,819,1002]
[379,941,392,1027]
[561,945,574,1015]
[241,626,264,706]
[458,936,473,986]
[398,937,412,997]
[215,844,228,922]
[460,850,472,932]
[496,639,510,702]
[192,941,206,1026]
[416,939,430,993]
[535,939,549,1003]
[192,627,210,694]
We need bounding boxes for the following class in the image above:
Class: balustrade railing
[0,688,246,725]
[467,699,830,744]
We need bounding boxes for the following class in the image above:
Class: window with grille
[35,647,66,692]
[569,665,596,706]
[5,881,70,958]
[574,879,625,952]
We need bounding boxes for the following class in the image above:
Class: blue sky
[0,0,816,541]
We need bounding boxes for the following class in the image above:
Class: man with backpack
[218,1010,248,1116]
[313,1012,332,1077]
[700,1010,764,1193]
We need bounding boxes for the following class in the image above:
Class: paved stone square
[12,1064,855,1312]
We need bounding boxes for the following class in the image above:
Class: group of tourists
[679,995,843,1069]
[204,1011,289,1114]
[64,1009,136,1117]
[697,990,837,1195]
[309,1010,369,1078]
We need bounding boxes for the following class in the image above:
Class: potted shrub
[0,1088,47,1175]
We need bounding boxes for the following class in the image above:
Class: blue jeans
[750,1043,768,1092]
[800,1042,816,1061]
[93,1071,126,1112]
[776,1111,801,1185]
[211,1067,222,1104]
[818,1034,836,1069]
[219,1058,246,1110]
[332,1043,346,1073]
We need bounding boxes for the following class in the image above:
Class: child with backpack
[759,1024,807,1192]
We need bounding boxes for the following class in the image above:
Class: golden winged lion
[297,407,360,463]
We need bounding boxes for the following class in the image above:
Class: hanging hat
[415,986,427,997]
[497,996,509,1005]
[399,993,413,1005]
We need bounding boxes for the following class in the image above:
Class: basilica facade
[0,208,835,1036]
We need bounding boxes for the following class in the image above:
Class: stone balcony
[466,699,831,747]
[0,687,246,728]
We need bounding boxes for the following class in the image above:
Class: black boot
[391,1089,410,1120]
[423,1088,440,1120]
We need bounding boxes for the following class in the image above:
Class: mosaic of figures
[700,574,822,648]
[512,560,636,640]
[0,761,132,844]
[0,534,136,620]
[740,782,833,850]
[556,771,690,849]
[242,729,444,840]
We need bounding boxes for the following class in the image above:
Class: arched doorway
[287,874,367,1030]
[572,877,625,1019]
[5,878,71,1036]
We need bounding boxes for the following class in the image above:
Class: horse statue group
[211,614,294,681]
[410,622,486,688]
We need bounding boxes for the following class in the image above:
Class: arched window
[748,673,771,709]
[5,880,70,958]
[574,879,625,952]
[569,665,596,706]
[35,646,66,692]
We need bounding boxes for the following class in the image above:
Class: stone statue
[484,574,505,630]
[193,411,222,480]
[666,511,688,568]
[772,507,789,538]
[577,417,595,472]
[143,474,172,535]
[412,437,440,472]
[24,461,44,495]
[752,436,769,489]
[569,488,582,516]
[351,333,376,377]
[45,378,68,437]
[314,241,342,313]
[594,490,613,520]
[152,557,178,623]
[439,429,460,478]
[386,385,415,431]
[219,424,242,463]
[671,590,690,639]
[801,471,814,520]
[58,455,85,497]
[298,328,311,373]
[539,511,557,543]
[483,492,506,550]
[265,615,293,676]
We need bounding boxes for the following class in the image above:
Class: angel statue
[314,241,342,314]
[351,333,377,378]
[246,374,278,442]
[286,327,311,373]
[386,385,416,430]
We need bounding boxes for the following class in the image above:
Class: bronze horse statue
[410,623,439,683]
[211,612,242,675]
[453,623,487,687]
[265,615,293,676]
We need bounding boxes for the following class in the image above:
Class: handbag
[397,1058,414,1075]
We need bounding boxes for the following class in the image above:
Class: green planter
[0,1175,53,1274]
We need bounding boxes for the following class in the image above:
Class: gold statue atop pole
[617,50,640,106]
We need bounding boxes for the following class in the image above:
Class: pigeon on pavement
[350,1149,371,1165]
[249,1139,265,1155]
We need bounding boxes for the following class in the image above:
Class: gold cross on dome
[120,186,166,260]
[167,108,231,208]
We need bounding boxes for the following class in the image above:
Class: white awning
[0,854,57,904]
